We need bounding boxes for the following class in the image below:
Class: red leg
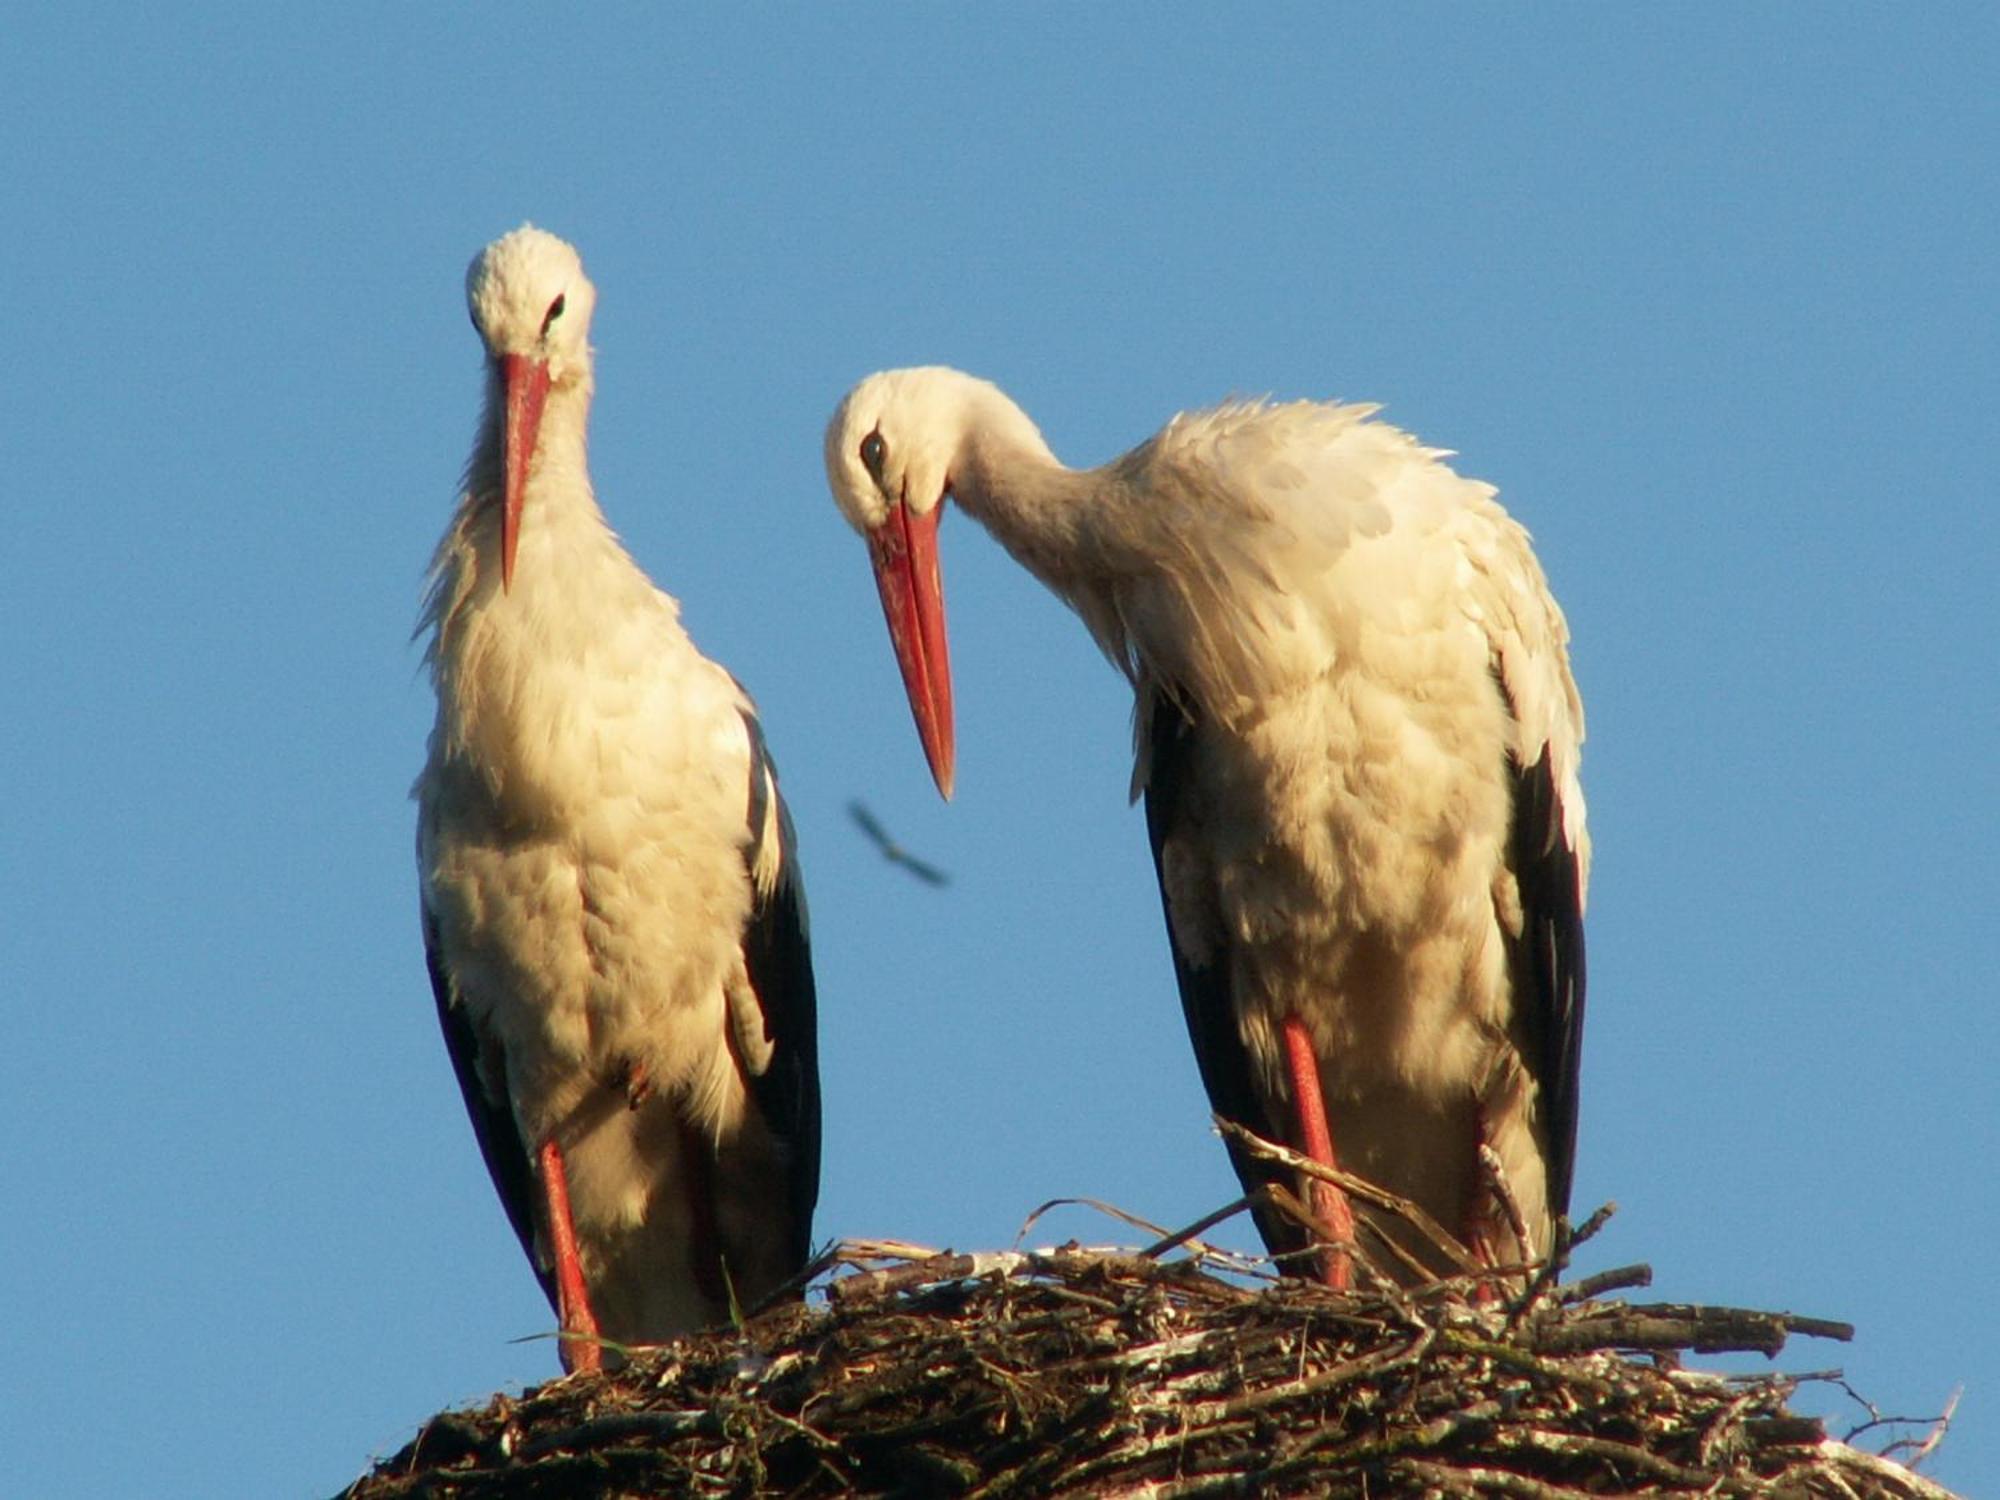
[1281,1014,1354,1289]
[538,1138,602,1373]
[1466,1210,1501,1305]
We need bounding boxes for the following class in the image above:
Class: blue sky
[3,8,1993,1495]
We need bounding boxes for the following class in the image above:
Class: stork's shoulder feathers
[1451,495,1589,880]
[1122,398,1411,523]
[1099,400,1585,865]
[1087,401,1507,729]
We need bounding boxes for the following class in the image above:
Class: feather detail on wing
[1142,696,1310,1262]
[1470,509,1588,1220]
[733,708,823,1266]
[422,901,555,1312]
[1505,745,1587,1218]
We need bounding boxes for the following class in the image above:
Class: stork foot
[538,1138,603,1373]
[1465,1133,1530,1304]
[618,1058,654,1110]
[1280,1014,1355,1290]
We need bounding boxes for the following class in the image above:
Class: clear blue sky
[3,8,1993,1495]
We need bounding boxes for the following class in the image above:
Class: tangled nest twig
[342,1136,1958,1498]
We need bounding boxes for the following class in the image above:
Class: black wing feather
[737,711,824,1268]
[1143,699,1309,1265]
[422,902,555,1311]
[1506,746,1588,1219]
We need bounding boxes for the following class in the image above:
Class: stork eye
[859,431,887,482]
[541,293,566,336]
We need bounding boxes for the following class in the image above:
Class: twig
[1262,1181,1404,1290]
[1531,1301,1851,1358]
[1846,1381,1962,1467]
[1557,1262,1652,1304]
[519,1409,721,1459]
[1016,1194,1170,1244]
[1810,1441,1966,1500]
[1137,1193,1257,1261]
[1394,1459,1606,1499]
[827,1250,1026,1305]
[1893,1385,1962,1468]
[1218,1118,1484,1277]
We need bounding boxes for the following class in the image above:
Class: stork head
[466,226,598,589]
[826,367,994,800]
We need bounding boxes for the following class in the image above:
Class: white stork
[416,226,819,1370]
[824,367,1586,1287]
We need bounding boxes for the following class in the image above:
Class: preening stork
[825,368,1586,1287]
[416,226,819,1370]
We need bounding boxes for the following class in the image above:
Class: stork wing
[1142,698,1311,1266]
[735,709,824,1267]
[422,901,556,1311]
[1471,510,1590,1225]
[1505,744,1587,1219]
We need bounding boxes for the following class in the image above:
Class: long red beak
[868,502,955,798]
[499,352,551,591]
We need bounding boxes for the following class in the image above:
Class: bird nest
[340,1187,1957,1500]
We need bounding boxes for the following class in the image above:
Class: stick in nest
[1216,1117,1487,1280]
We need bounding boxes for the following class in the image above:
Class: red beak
[868,502,955,799]
[499,352,551,591]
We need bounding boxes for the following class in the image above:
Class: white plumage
[416,227,818,1368]
[826,366,1585,1285]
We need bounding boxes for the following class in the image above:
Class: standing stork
[824,367,1586,1287]
[416,226,819,1371]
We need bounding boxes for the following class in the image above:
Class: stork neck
[464,374,598,522]
[517,375,595,508]
[526,381,593,491]
[950,393,1100,593]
